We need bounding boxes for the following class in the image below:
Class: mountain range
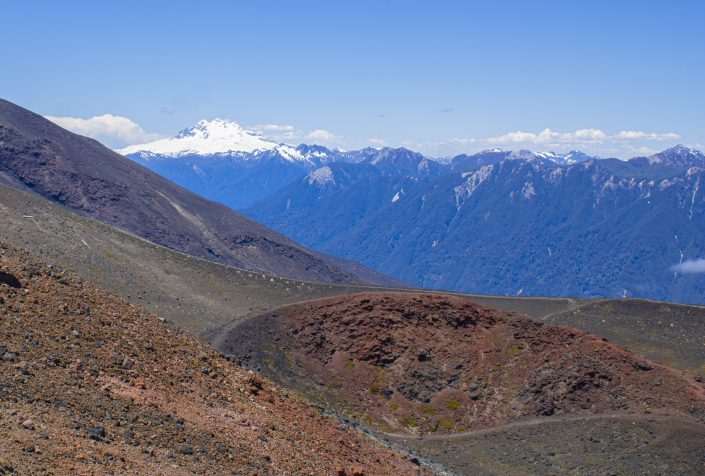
[250,145,705,303]
[3,97,705,474]
[119,118,705,303]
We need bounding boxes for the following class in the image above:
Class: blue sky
[2,0,704,157]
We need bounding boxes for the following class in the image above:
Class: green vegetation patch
[435,418,454,431]
[506,346,522,358]
[400,416,419,429]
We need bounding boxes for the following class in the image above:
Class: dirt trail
[383,412,699,441]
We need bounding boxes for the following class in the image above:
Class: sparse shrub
[436,418,453,431]
[389,402,399,411]
[420,405,437,415]
[446,400,459,410]
[400,416,418,429]
[369,383,382,394]
[506,346,521,358]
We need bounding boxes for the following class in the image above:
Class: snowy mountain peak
[647,144,705,165]
[118,118,280,157]
[506,149,596,166]
[175,118,244,139]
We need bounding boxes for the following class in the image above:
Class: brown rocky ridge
[0,244,425,475]
[214,292,705,435]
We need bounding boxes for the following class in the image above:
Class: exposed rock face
[0,271,21,288]
[0,245,423,474]
[216,292,705,434]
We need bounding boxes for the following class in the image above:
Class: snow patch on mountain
[118,118,281,156]
[505,149,597,166]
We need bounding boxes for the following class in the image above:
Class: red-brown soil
[215,292,705,435]
[0,245,424,475]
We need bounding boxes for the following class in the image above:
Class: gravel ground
[0,245,425,475]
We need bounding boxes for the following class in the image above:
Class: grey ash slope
[0,185,372,334]
[0,182,573,336]
[248,146,705,304]
[0,98,388,284]
[543,298,705,373]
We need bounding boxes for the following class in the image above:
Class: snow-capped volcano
[118,118,280,156]
[118,120,344,209]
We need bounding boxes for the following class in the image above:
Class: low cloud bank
[46,114,163,148]
[671,259,705,274]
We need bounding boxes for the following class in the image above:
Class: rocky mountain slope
[0,245,424,474]
[0,184,378,335]
[126,145,337,210]
[248,145,705,304]
[121,122,442,211]
[214,293,705,434]
[213,292,705,474]
[4,182,704,378]
[0,98,389,285]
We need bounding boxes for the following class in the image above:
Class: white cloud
[249,123,299,142]
[614,131,681,141]
[487,128,554,144]
[632,145,658,156]
[252,124,296,133]
[573,129,608,141]
[248,124,341,146]
[487,128,608,146]
[671,259,705,274]
[448,137,477,145]
[368,138,386,147]
[305,129,340,144]
[485,128,680,148]
[45,114,163,148]
[402,126,688,158]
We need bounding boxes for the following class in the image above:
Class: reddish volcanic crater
[214,292,705,434]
